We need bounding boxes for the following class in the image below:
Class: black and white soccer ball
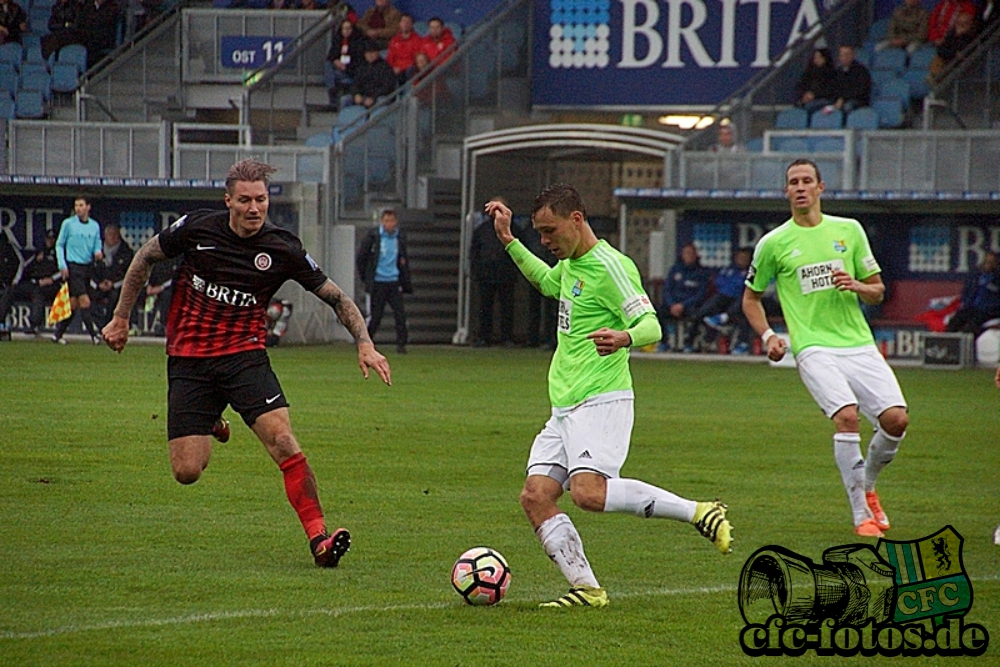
[451,547,511,606]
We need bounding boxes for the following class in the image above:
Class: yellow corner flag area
[46,283,72,326]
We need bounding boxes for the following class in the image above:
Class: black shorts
[66,262,92,297]
[166,349,290,440]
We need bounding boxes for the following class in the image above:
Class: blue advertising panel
[220,36,293,69]
[531,0,832,107]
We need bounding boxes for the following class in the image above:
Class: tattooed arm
[315,279,392,385]
[102,236,168,353]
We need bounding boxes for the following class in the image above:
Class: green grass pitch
[0,342,997,666]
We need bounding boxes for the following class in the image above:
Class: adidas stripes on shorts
[526,390,634,487]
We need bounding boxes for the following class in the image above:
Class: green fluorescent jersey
[745,214,881,355]
[507,239,657,408]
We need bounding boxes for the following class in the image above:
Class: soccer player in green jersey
[485,184,732,609]
[742,159,909,539]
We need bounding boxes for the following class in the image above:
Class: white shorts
[796,346,908,423]
[526,390,633,487]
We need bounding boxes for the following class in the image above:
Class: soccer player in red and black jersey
[102,159,392,568]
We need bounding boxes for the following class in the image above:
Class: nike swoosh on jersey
[196,244,216,250]
[265,394,282,404]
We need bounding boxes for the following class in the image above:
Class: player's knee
[173,465,202,485]
[880,409,908,437]
[519,485,546,512]
[832,406,860,432]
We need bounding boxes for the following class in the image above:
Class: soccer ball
[451,547,511,606]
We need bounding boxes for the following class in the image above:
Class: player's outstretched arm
[314,279,392,385]
[103,236,167,353]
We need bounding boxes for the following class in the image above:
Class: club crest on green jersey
[572,279,584,296]
[833,239,847,253]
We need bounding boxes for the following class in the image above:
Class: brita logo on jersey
[191,274,258,307]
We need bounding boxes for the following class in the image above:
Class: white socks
[865,429,903,492]
[535,513,600,588]
[603,478,696,522]
[834,432,869,525]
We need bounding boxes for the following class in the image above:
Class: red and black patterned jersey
[157,209,329,357]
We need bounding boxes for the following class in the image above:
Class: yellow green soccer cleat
[539,585,609,608]
[693,501,733,554]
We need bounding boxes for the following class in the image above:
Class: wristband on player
[761,328,777,344]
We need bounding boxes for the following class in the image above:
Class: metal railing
[8,121,168,177]
[173,143,330,183]
[923,21,1000,130]
[860,130,1000,191]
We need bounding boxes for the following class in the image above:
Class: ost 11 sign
[220,36,292,69]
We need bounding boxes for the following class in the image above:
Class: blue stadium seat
[771,136,809,152]
[873,48,907,74]
[871,68,900,92]
[336,104,367,131]
[19,70,51,101]
[744,137,763,152]
[810,107,844,129]
[909,45,937,70]
[809,136,846,153]
[0,43,23,72]
[868,18,891,43]
[775,107,808,129]
[0,91,14,120]
[305,131,334,146]
[57,44,88,75]
[50,62,79,93]
[14,89,45,118]
[445,22,462,38]
[902,69,930,99]
[0,63,17,95]
[22,34,43,63]
[878,77,910,102]
[873,98,905,128]
[846,106,880,130]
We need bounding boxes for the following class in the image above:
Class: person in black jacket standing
[0,229,62,335]
[356,208,411,353]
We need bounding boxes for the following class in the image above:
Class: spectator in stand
[930,9,979,78]
[91,223,133,329]
[657,243,712,353]
[795,48,837,113]
[710,121,741,152]
[43,0,82,59]
[929,0,977,45]
[422,16,456,64]
[295,0,324,8]
[946,250,1000,336]
[830,45,871,114]
[410,51,450,104]
[386,14,423,84]
[697,247,754,355]
[0,0,27,45]
[326,18,365,109]
[78,0,121,68]
[350,39,396,108]
[357,0,400,51]
[878,0,929,53]
[0,229,62,335]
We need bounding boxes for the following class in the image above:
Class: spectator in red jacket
[928,0,977,45]
[386,14,423,84]
[422,16,456,64]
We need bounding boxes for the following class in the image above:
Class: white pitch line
[3,576,998,641]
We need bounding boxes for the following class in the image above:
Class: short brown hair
[785,158,822,184]
[225,159,278,194]
[532,183,587,220]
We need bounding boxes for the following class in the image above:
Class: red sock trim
[280,453,326,540]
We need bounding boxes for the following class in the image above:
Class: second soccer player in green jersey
[486,184,732,609]
[743,159,909,539]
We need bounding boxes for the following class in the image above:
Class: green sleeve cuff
[626,312,661,348]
